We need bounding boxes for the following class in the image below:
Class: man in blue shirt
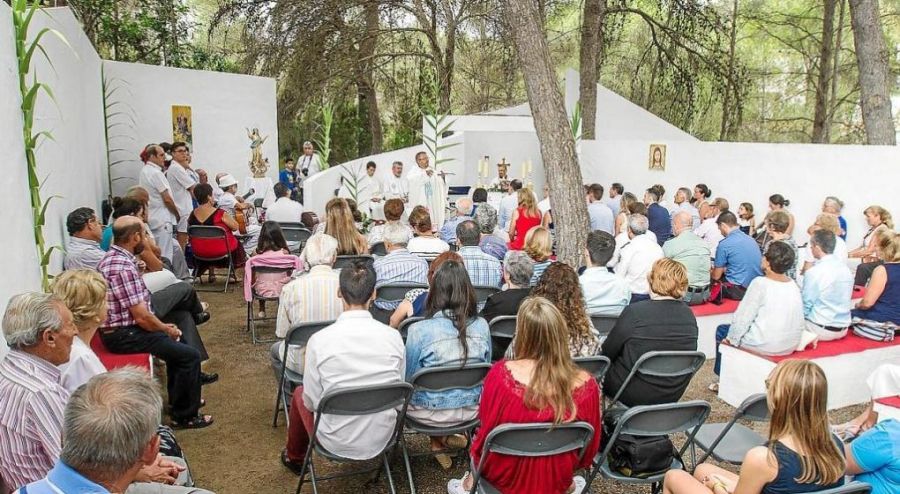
[802,229,854,341]
[586,184,614,234]
[712,211,762,300]
[846,418,900,494]
[644,187,672,246]
[279,158,297,200]
[440,198,474,244]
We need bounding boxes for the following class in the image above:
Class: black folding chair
[246,265,295,344]
[398,316,426,341]
[370,242,388,256]
[376,283,428,308]
[585,400,711,493]
[468,422,595,494]
[473,285,500,305]
[187,225,237,293]
[279,224,312,255]
[589,314,618,337]
[694,393,768,464]
[574,356,612,383]
[400,363,492,493]
[272,321,334,427]
[333,255,375,270]
[295,382,414,494]
[488,315,517,361]
[606,351,706,410]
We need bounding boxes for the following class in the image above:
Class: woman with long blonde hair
[320,197,368,256]
[663,360,845,494]
[524,226,554,285]
[508,188,542,251]
[615,191,638,234]
[447,296,602,494]
[51,269,109,393]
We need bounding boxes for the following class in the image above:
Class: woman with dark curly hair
[505,262,600,359]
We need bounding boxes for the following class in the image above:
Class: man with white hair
[664,211,711,304]
[295,141,323,204]
[0,292,76,488]
[372,223,429,315]
[822,196,847,239]
[480,251,533,323]
[272,233,343,375]
[671,187,701,230]
[615,214,664,302]
[19,369,213,494]
[440,197,474,244]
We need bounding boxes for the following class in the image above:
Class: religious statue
[247,127,270,178]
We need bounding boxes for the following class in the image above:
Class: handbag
[602,411,680,478]
[852,318,898,342]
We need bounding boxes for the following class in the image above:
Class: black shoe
[281,449,305,476]
[200,372,219,385]
[193,311,210,325]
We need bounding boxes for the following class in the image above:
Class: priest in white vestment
[407,151,448,229]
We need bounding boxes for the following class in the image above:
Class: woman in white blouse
[407,206,449,261]
[51,269,109,393]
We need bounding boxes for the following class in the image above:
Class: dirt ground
[174,286,865,494]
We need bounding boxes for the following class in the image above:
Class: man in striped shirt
[456,220,502,288]
[0,292,77,490]
[373,223,428,312]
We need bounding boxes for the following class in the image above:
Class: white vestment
[407,167,448,228]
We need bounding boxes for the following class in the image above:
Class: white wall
[103,60,278,196]
[580,139,900,246]
[0,3,42,359]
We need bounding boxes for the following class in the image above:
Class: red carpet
[763,333,900,363]
[689,286,866,318]
[90,333,152,373]
[875,396,900,408]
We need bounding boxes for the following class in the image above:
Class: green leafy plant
[313,102,334,166]
[420,79,458,170]
[12,0,72,291]
[570,101,583,142]
[101,65,138,195]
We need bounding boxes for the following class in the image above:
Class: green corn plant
[313,102,334,166]
[570,101,583,142]
[12,0,72,291]
[420,79,458,170]
[101,65,138,196]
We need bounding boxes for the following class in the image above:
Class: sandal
[435,453,453,470]
[444,434,469,450]
[172,414,214,430]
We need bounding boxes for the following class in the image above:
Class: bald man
[663,211,711,305]
[440,197,474,244]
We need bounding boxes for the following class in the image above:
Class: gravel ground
[172,286,865,494]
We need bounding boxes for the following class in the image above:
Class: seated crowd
[4,158,900,494]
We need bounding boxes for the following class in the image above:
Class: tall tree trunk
[828,0,847,142]
[579,0,607,140]
[812,0,837,143]
[357,0,383,154]
[503,0,588,266]
[437,27,456,113]
[848,0,896,145]
[719,0,739,141]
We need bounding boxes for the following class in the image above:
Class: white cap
[217,173,238,188]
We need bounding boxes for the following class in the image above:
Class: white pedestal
[243,176,276,208]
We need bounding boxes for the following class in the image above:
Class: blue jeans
[714,324,730,376]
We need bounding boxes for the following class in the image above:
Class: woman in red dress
[188,183,246,280]
[447,296,602,494]
[507,188,542,251]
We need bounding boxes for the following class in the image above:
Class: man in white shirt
[581,230,630,315]
[407,151,449,228]
[615,213,663,302]
[537,184,551,216]
[489,160,511,189]
[498,179,523,230]
[139,144,179,261]
[361,161,385,218]
[384,161,409,201]
[694,202,725,257]
[282,259,405,473]
[603,182,623,217]
[587,183,615,234]
[296,141,323,203]
[166,142,198,250]
[670,187,701,230]
[266,182,304,224]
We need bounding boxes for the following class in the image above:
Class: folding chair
[246,265,295,344]
[606,351,706,410]
[473,285,500,305]
[280,225,312,255]
[468,422,595,494]
[488,315,517,361]
[272,321,335,427]
[400,363,492,494]
[398,316,426,341]
[589,314,618,337]
[585,400,711,493]
[574,356,611,383]
[370,242,388,256]
[809,482,872,494]
[187,225,237,293]
[333,255,375,270]
[376,283,429,308]
[694,393,768,465]
[295,382,414,494]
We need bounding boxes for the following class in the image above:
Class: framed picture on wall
[172,105,192,145]
[648,144,666,171]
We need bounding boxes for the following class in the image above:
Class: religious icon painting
[171,105,193,145]
[648,144,666,171]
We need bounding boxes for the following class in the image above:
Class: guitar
[234,188,255,235]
